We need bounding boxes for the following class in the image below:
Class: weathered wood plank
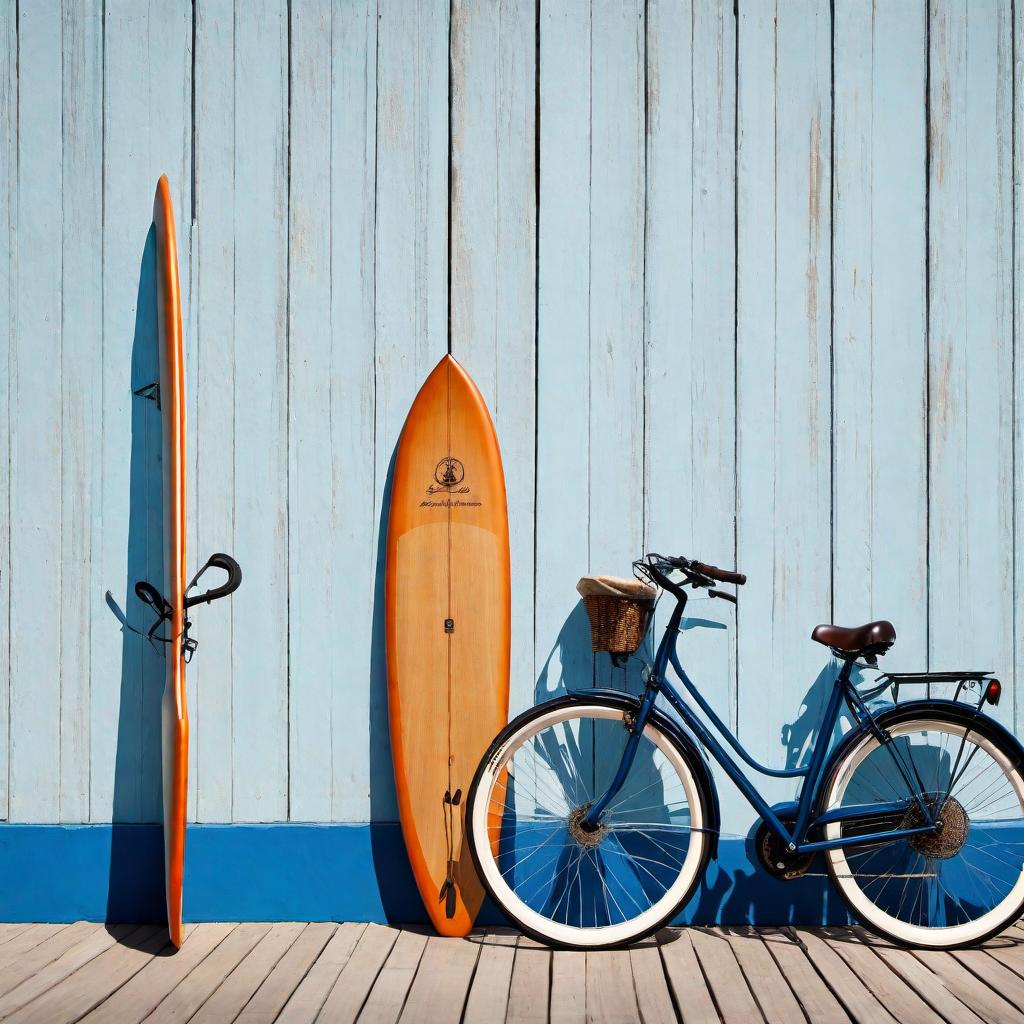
[822,928,943,1024]
[0,0,14,824]
[58,0,103,824]
[356,928,429,1024]
[534,0,592,700]
[449,0,537,716]
[586,949,639,1023]
[949,945,1024,1011]
[276,923,365,1024]
[0,925,139,1018]
[689,928,764,1024]
[230,0,290,823]
[588,0,645,695]
[736,0,832,809]
[850,928,985,1024]
[93,0,192,824]
[77,923,236,1024]
[143,922,273,1024]
[370,0,449,820]
[645,0,738,747]
[234,923,336,1024]
[0,923,99,998]
[287,0,336,825]
[5,925,166,1024]
[831,0,928,663]
[658,930,720,1024]
[506,937,550,1024]
[723,927,804,1024]
[758,930,849,1024]
[0,925,33,947]
[911,945,1024,1024]
[326,0,377,823]
[9,0,63,824]
[0,924,65,967]
[928,0,1014,724]
[548,949,585,1024]
[462,931,516,1024]
[1015,0,1024,733]
[628,940,677,1024]
[314,922,398,1023]
[396,936,480,1024]
[795,929,898,1024]
[191,0,237,823]
[188,923,305,1024]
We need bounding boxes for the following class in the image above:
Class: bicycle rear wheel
[466,697,711,949]
[823,712,1024,948]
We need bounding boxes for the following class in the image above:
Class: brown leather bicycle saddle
[811,620,896,657]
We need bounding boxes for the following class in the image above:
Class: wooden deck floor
[1,921,1024,1023]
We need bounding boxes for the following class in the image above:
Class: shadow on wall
[105,226,166,923]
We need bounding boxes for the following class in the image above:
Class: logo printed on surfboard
[422,454,482,508]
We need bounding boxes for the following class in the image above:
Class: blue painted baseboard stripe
[0,823,851,927]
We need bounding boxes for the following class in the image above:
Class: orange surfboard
[386,355,511,936]
[153,176,188,948]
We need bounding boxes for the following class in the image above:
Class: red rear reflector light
[985,679,1002,706]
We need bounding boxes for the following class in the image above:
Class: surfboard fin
[133,380,161,408]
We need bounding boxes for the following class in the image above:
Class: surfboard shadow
[367,444,422,923]
[105,226,166,925]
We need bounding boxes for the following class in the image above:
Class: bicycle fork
[579,680,661,831]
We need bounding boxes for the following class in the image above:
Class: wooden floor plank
[0,922,99,999]
[396,935,480,1024]
[144,923,273,1024]
[462,931,516,1024]
[689,927,764,1024]
[357,929,430,1024]
[78,923,236,1024]
[910,947,1024,1024]
[504,937,550,1024]
[6,925,168,1024]
[627,940,676,1024]
[0,925,34,947]
[859,936,988,1024]
[795,929,898,1024]
[951,944,1024,1008]
[757,931,850,1024]
[276,923,365,1024]
[0,924,66,966]
[548,950,584,1024]
[585,949,638,1024]
[314,923,399,1023]
[723,927,805,1024]
[236,924,337,1024]
[981,930,1024,982]
[0,923,138,1019]
[189,922,305,1024]
[657,929,720,1024]
[822,928,943,1024]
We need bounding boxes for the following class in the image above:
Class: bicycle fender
[816,698,1024,821]
[569,688,722,858]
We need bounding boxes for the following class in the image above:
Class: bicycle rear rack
[858,669,1001,709]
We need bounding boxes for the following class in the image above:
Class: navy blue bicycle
[467,552,1024,949]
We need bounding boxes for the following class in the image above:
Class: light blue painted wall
[2,0,1023,838]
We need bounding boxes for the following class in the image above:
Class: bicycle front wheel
[823,712,1024,948]
[466,698,711,949]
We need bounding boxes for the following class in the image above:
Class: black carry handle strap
[134,581,174,640]
[184,553,242,609]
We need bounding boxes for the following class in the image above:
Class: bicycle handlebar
[690,560,747,586]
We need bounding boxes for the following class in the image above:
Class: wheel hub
[755,819,814,880]
[904,794,969,859]
[568,804,607,848]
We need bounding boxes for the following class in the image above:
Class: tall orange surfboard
[153,176,188,948]
[386,355,511,936]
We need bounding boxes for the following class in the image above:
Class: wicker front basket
[576,576,657,655]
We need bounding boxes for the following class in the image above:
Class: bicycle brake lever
[708,588,737,604]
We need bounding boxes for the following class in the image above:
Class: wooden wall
[2,0,1022,831]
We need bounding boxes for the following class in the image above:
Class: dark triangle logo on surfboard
[421,454,482,509]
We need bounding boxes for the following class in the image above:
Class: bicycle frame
[582,591,939,855]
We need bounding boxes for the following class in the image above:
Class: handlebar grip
[184,552,242,609]
[691,560,747,586]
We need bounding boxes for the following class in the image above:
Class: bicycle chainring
[755,819,815,881]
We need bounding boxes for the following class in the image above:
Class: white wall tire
[823,718,1024,948]
[467,700,710,949]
